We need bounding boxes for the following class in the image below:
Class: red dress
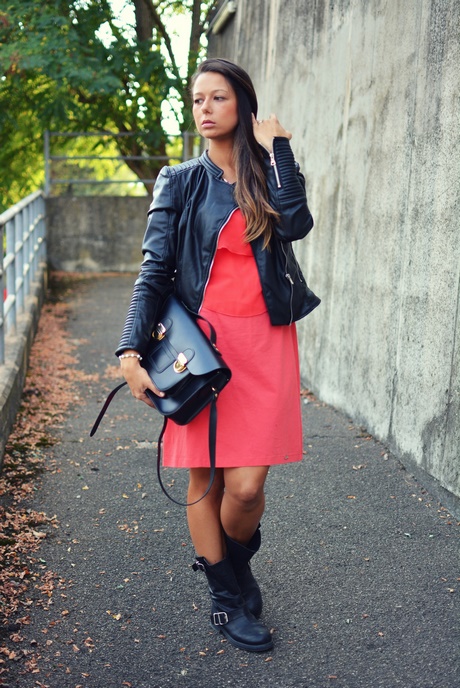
[163,209,303,468]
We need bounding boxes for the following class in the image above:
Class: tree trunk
[133,0,154,41]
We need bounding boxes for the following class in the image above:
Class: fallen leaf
[32,530,47,539]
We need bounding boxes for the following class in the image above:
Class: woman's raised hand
[252,113,292,152]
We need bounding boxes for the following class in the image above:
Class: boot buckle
[212,611,229,626]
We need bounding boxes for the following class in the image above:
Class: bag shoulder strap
[156,396,218,506]
[90,383,218,507]
[90,381,127,437]
[89,303,220,505]
[194,310,217,345]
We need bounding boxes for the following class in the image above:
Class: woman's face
[192,71,239,141]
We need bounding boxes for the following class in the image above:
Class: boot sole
[210,622,273,652]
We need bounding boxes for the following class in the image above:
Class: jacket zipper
[260,142,282,188]
[198,208,238,312]
[269,152,282,188]
[281,243,295,325]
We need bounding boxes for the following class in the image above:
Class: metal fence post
[5,218,16,332]
[44,130,50,196]
[0,223,4,365]
[15,210,24,312]
[23,202,30,298]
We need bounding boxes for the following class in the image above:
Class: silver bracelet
[118,353,143,361]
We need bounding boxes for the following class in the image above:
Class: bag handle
[155,396,217,506]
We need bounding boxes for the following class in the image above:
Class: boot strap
[211,606,247,625]
[212,611,229,626]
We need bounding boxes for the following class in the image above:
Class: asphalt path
[5,274,459,688]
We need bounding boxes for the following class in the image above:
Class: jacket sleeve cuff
[271,137,305,199]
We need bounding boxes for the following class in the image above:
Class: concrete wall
[46,196,151,272]
[209,0,460,509]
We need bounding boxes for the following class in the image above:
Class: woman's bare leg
[187,468,225,564]
[220,466,269,543]
[187,465,269,559]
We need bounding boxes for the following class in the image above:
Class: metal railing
[0,191,46,364]
[44,130,202,195]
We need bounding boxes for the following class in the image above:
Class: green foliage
[0,0,217,211]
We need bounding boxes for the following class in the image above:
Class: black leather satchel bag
[142,294,231,424]
[90,294,231,505]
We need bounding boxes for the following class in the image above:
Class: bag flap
[144,295,231,389]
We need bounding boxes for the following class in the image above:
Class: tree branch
[137,0,182,85]
[200,1,219,34]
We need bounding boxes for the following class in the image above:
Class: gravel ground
[3,274,458,688]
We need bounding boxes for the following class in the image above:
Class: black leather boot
[193,555,273,652]
[224,527,263,618]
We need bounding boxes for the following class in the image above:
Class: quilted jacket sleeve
[264,137,314,242]
[115,168,179,357]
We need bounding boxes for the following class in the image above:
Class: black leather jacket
[116,137,320,357]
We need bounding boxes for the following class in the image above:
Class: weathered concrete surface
[46,196,151,272]
[0,269,47,466]
[209,0,460,510]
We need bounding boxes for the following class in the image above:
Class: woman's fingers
[252,113,292,148]
[135,390,157,408]
[120,359,164,407]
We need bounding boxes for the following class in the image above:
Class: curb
[0,266,47,468]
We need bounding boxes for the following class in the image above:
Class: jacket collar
[199,150,225,179]
[199,145,271,178]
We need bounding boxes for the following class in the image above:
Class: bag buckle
[212,611,229,626]
[174,352,188,373]
[154,322,167,340]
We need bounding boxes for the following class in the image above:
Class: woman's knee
[224,468,268,507]
[231,485,263,507]
[188,468,224,499]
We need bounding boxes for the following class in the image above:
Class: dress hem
[163,453,304,469]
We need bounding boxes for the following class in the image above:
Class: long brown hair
[192,58,279,249]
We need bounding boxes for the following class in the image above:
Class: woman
[116,58,320,652]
